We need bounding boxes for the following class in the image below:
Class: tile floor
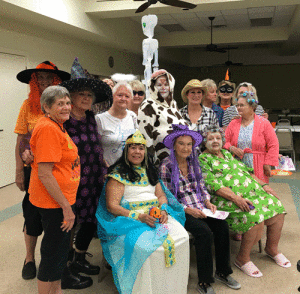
[0,172,300,294]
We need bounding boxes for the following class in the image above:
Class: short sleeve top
[29,117,80,208]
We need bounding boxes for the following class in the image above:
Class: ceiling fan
[214,48,243,66]
[206,17,238,53]
[134,0,197,14]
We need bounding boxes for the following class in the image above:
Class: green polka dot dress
[199,150,286,233]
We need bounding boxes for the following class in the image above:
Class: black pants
[185,213,232,284]
[22,166,43,236]
[75,222,97,251]
[37,207,72,282]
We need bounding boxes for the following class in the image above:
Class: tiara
[126,130,147,145]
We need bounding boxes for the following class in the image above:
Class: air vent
[250,18,272,27]
[160,24,186,32]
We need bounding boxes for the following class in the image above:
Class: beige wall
[0,24,144,80]
[1,21,300,112]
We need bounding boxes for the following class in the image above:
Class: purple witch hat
[163,124,203,198]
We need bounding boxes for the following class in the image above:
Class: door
[0,52,27,187]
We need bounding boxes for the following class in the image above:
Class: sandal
[266,253,291,268]
[234,261,263,278]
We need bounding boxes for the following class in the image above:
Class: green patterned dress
[199,150,286,233]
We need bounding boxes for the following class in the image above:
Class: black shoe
[71,251,100,275]
[22,260,36,280]
[61,265,93,290]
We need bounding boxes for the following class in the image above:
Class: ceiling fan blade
[163,0,197,9]
[135,2,151,13]
[216,48,227,53]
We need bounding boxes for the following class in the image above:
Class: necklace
[47,116,66,133]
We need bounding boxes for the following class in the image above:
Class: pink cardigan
[224,114,279,183]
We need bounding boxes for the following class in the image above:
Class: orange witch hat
[225,68,230,81]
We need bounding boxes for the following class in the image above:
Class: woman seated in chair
[160,124,240,294]
[199,126,290,278]
[96,130,189,294]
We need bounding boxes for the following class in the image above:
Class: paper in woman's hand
[202,208,229,220]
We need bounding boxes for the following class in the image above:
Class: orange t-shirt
[29,117,80,208]
[14,99,44,135]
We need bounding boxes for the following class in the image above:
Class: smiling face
[127,144,145,165]
[205,86,217,103]
[37,72,54,92]
[113,85,131,109]
[44,96,72,123]
[205,132,223,154]
[174,135,193,160]
[132,87,145,107]
[186,87,204,105]
[218,83,234,104]
[154,76,170,99]
[71,90,94,112]
[236,97,254,118]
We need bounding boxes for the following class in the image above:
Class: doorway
[0,52,27,187]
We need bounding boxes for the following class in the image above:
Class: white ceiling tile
[224,15,250,25]
[181,24,203,31]
[178,18,202,25]
[248,6,275,19]
[275,5,296,15]
[158,18,179,25]
[156,14,174,21]
[221,9,248,16]
[195,11,222,18]
[199,16,226,26]
[171,12,197,20]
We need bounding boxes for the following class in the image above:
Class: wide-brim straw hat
[181,79,208,103]
[163,124,203,149]
[17,61,70,84]
[60,57,112,105]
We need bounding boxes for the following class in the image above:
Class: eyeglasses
[133,90,145,96]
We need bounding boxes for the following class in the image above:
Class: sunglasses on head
[219,85,234,94]
[133,90,145,96]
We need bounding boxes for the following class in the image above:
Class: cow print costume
[138,70,186,166]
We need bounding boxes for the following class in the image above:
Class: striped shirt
[222,105,265,127]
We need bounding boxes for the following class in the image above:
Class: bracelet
[128,210,141,220]
[261,183,269,187]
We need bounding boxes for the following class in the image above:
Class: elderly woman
[201,79,224,127]
[128,80,145,115]
[29,86,80,293]
[59,58,111,289]
[96,130,189,294]
[160,125,240,294]
[95,81,137,166]
[14,61,70,280]
[199,126,290,278]
[138,69,186,166]
[180,79,219,136]
[216,79,236,111]
[222,82,265,128]
[224,91,279,183]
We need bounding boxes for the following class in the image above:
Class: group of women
[15,61,290,294]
